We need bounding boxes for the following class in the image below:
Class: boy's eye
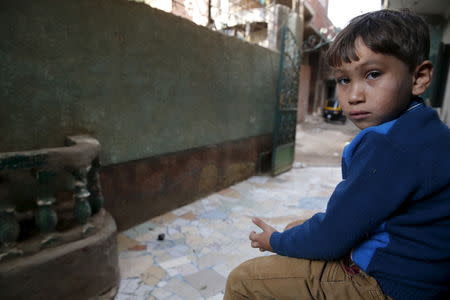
[336,77,350,85]
[366,71,381,80]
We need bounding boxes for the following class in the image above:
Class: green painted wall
[0,0,279,165]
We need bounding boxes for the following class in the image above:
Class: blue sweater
[270,102,450,300]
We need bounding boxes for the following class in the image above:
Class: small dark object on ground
[157,233,165,241]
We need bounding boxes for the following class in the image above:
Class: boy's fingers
[252,217,269,231]
[249,231,263,242]
[251,241,259,248]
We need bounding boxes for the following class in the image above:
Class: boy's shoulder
[344,104,450,166]
[388,104,450,145]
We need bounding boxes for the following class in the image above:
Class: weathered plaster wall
[102,134,272,229]
[0,0,279,165]
[443,19,450,43]
[297,58,311,122]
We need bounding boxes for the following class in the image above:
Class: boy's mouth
[349,111,371,120]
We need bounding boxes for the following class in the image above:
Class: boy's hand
[249,217,278,252]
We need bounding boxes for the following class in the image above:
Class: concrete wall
[443,19,450,43]
[297,58,311,122]
[0,0,279,166]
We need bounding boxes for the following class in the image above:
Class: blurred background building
[385,0,450,125]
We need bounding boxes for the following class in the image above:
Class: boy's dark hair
[327,9,430,72]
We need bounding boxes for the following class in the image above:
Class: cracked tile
[135,284,154,298]
[159,256,191,270]
[119,255,154,278]
[141,265,166,286]
[118,278,141,295]
[164,277,202,299]
[184,269,226,298]
[150,287,172,299]
[197,253,229,268]
[117,233,141,252]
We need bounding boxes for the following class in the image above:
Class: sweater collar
[406,96,424,112]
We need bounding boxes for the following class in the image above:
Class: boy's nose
[348,83,365,105]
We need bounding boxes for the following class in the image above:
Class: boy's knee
[224,264,247,299]
[226,259,258,297]
[227,262,249,288]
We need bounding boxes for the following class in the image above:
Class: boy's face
[333,39,415,130]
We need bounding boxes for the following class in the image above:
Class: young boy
[224,9,450,300]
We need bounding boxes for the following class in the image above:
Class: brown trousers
[224,255,391,300]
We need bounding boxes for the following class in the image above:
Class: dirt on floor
[295,115,360,166]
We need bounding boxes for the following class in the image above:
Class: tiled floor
[115,164,342,299]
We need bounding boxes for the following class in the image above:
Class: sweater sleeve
[270,133,420,260]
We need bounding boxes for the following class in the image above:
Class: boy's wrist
[269,231,282,253]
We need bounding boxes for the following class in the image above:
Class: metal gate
[271,26,301,176]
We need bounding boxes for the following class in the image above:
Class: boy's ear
[412,60,433,96]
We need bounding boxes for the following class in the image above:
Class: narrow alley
[2,1,450,300]
[115,118,359,300]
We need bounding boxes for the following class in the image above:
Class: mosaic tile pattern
[116,166,341,299]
